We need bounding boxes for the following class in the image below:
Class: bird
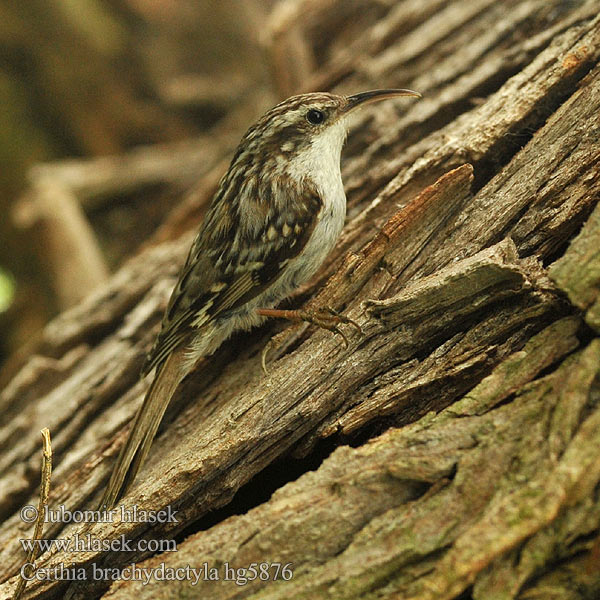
[98,88,421,510]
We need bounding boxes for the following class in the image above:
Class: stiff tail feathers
[98,348,187,510]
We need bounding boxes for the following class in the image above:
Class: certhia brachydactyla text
[99,88,421,509]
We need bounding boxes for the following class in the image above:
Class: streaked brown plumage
[99,89,420,510]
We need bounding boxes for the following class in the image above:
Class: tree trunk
[1,1,600,599]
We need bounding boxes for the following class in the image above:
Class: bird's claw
[259,306,362,375]
[323,307,363,334]
[261,339,274,375]
[297,306,362,347]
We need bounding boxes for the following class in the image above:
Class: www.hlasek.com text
[20,532,177,554]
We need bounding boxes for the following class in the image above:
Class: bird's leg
[257,307,362,343]
[257,307,362,373]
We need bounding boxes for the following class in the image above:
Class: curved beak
[343,89,421,114]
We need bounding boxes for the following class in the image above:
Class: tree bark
[1,1,599,599]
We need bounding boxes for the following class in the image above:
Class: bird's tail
[98,348,187,510]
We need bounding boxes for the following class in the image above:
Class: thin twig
[12,428,53,600]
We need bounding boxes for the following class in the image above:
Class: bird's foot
[297,307,362,346]
[257,307,362,374]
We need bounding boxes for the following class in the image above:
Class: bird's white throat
[287,119,347,206]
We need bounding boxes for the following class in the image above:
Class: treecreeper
[99,89,421,510]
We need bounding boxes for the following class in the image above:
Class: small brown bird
[99,88,421,509]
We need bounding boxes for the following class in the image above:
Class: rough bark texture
[1,1,600,599]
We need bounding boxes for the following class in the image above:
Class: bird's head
[236,89,421,168]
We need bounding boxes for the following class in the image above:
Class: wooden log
[0,1,599,599]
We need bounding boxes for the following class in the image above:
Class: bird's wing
[142,184,322,374]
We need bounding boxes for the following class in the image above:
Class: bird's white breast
[284,119,348,287]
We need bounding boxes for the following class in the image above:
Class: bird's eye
[306,109,326,125]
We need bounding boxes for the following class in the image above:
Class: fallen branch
[12,428,52,600]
